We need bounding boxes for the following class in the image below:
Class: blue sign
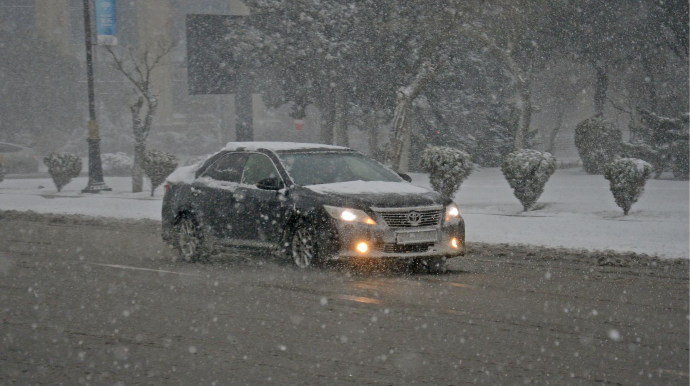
[95,0,117,45]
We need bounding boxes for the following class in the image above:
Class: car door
[192,152,247,241]
[233,153,288,248]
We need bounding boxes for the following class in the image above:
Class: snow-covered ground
[0,177,163,220]
[414,168,689,259]
[0,168,687,259]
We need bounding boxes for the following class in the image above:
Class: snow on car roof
[222,141,349,152]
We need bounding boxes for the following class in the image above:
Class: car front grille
[375,243,433,254]
[376,208,442,228]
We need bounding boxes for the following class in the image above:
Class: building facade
[0,0,326,156]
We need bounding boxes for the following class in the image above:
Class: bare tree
[464,1,560,152]
[103,39,176,193]
[384,10,465,169]
[534,60,588,155]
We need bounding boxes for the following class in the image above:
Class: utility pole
[82,0,111,193]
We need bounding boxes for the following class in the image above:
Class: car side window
[202,153,247,182]
[241,154,281,186]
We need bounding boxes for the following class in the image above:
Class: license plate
[396,230,438,245]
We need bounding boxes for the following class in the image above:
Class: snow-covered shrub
[620,142,662,176]
[604,158,652,215]
[501,150,556,211]
[43,152,82,192]
[419,146,473,198]
[101,152,134,176]
[574,117,622,174]
[142,149,178,196]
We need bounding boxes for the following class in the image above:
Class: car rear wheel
[290,224,318,269]
[177,216,203,262]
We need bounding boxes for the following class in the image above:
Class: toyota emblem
[406,211,422,226]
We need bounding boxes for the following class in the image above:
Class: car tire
[289,221,319,269]
[426,256,447,274]
[177,216,205,263]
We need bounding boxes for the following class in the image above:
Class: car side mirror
[256,177,283,191]
[397,172,412,182]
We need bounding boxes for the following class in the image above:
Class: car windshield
[278,152,401,186]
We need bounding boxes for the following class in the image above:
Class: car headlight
[324,205,376,225]
[445,203,460,223]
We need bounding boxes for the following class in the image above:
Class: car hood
[302,180,447,209]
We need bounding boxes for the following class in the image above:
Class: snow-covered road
[0,167,687,258]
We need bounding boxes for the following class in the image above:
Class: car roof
[222,141,349,153]
[194,142,356,179]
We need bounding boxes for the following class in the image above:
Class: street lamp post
[82,0,111,193]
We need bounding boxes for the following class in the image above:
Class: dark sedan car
[162,142,465,272]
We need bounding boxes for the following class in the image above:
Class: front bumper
[316,216,465,260]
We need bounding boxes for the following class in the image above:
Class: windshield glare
[278,152,401,186]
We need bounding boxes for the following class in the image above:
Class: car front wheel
[290,224,318,269]
[426,256,447,274]
[410,256,447,274]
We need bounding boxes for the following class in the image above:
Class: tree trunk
[593,64,609,116]
[385,91,411,168]
[320,93,335,145]
[130,98,145,193]
[384,60,437,169]
[641,55,658,113]
[514,74,532,151]
[132,142,145,193]
[399,125,412,172]
[547,110,564,155]
[132,96,157,193]
[366,115,380,160]
[235,75,253,142]
[334,88,349,147]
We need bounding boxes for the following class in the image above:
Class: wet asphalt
[0,214,688,385]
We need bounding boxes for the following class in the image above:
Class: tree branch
[607,97,633,116]
[105,38,176,107]
[127,46,146,86]
[104,43,147,97]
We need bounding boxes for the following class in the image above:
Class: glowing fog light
[451,238,459,249]
[356,242,369,253]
